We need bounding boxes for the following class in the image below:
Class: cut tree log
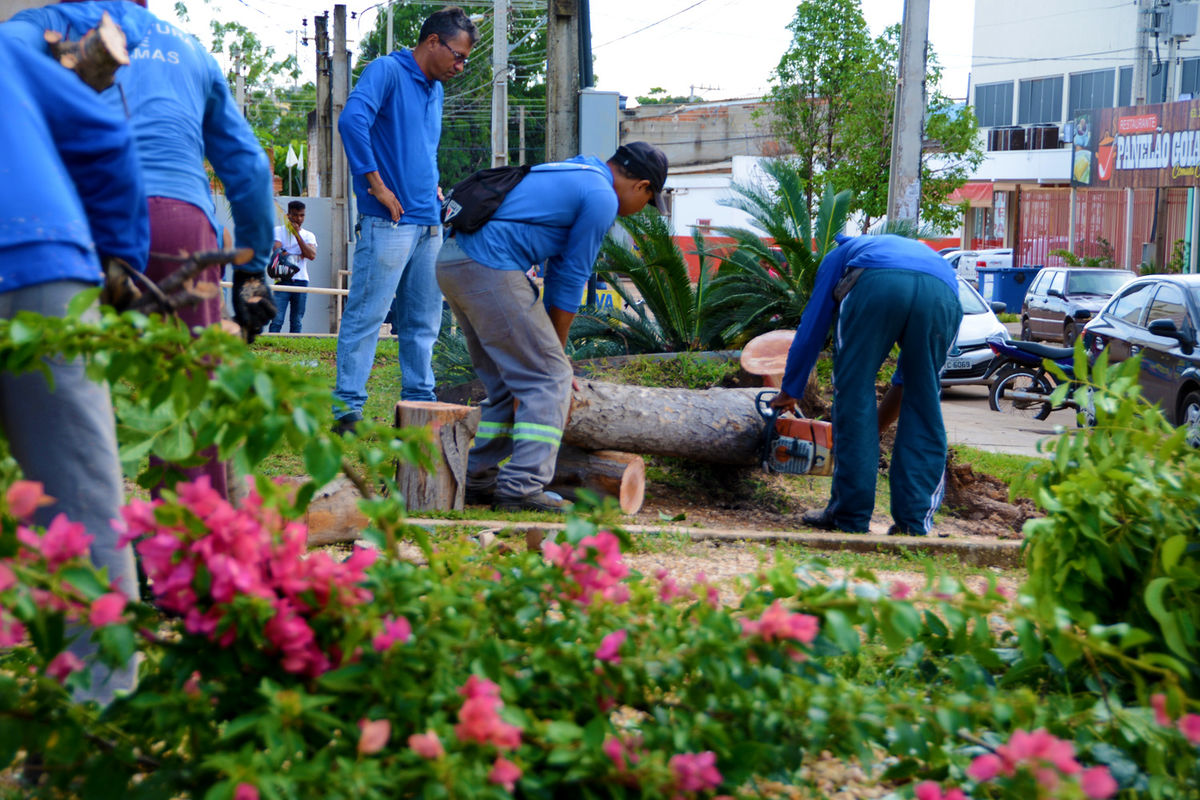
[565,379,767,465]
[303,475,368,547]
[547,445,645,514]
[395,400,481,512]
[45,12,129,92]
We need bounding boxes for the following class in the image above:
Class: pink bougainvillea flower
[1080,765,1118,799]
[455,696,522,750]
[543,530,630,607]
[0,613,26,648]
[88,592,128,627]
[1180,713,1200,745]
[5,480,49,520]
[1151,693,1173,726]
[967,753,1003,782]
[459,674,501,700]
[20,514,93,571]
[668,751,722,793]
[372,615,412,652]
[914,781,966,800]
[654,568,680,602]
[407,730,445,760]
[603,735,641,773]
[488,756,522,792]
[233,783,259,800]
[889,580,913,600]
[357,718,391,755]
[691,572,721,609]
[0,562,16,593]
[595,629,627,664]
[182,671,202,698]
[46,651,84,683]
[740,600,819,646]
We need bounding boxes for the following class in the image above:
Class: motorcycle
[985,335,1093,422]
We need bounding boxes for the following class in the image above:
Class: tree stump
[395,401,481,512]
[303,475,369,547]
[565,380,767,465]
[547,445,645,514]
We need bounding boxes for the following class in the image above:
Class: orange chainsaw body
[765,416,834,476]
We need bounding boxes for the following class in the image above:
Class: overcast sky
[159,0,976,102]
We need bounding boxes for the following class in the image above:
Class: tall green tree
[355,3,549,185]
[766,1,983,231]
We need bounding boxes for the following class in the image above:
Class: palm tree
[703,162,852,345]
[571,212,723,355]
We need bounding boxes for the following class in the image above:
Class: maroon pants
[146,197,229,500]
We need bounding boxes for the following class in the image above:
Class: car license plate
[944,357,973,370]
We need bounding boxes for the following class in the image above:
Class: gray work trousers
[436,242,572,498]
[0,280,138,705]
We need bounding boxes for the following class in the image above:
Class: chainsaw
[755,390,834,476]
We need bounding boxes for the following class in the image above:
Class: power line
[594,0,714,49]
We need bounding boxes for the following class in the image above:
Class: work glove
[100,257,142,312]
[231,269,277,344]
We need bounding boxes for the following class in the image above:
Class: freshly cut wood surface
[548,445,645,514]
[740,329,795,382]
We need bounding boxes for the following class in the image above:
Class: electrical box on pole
[578,88,619,160]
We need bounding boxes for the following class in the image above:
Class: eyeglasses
[437,38,469,66]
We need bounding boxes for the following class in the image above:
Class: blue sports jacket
[0,36,147,293]
[5,2,274,273]
[339,49,443,225]
[781,234,959,399]
[455,158,618,313]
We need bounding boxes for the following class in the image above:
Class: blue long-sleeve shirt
[455,158,617,313]
[5,2,274,274]
[781,234,958,399]
[0,36,147,293]
[339,49,443,225]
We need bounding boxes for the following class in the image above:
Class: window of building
[1018,76,1064,124]
[1180,57,1200,98]
[1068,69,1115,118]
[1150,62,1169,103]
[1118,66,1133,106]
[975,81,1014,127]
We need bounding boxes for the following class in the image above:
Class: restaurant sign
[1071,99,1200,188]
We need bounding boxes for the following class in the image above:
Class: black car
[1020,267,1134,345]
[1081,274,1200,445]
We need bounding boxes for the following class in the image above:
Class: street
[941,383,1078,458]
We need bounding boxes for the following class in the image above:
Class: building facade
[964,0,1200,271]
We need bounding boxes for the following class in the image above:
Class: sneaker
[464,486,495,506]
[494,491,570,514]
[332,413,361,436]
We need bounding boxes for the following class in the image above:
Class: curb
[404,518,1024,569]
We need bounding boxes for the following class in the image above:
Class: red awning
[945,182,993,208]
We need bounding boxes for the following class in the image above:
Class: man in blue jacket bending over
[0,34,148,705]
[333,7,479,434]
[438,142,669,513]
[5,0,277,500]
[771,234,963,536]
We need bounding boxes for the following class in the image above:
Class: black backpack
[441,164,532,233]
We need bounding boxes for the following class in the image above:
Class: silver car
[941,277,1011,386]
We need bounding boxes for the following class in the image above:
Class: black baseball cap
[613,142,669,209]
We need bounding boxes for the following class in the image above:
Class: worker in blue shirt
[6,0,278,500]
[0,34,148,705]
[332,7,479,434]
[772,233,963,536]
[438,142,669,513]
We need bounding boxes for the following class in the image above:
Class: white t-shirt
[273,224,317,282]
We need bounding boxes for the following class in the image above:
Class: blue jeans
[333,216,442,418]
[269,279,308,333]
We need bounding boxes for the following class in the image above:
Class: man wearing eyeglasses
[333,6,479,435]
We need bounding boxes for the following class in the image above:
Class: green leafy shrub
[611,353,741,390]
[1017,351,1200,692]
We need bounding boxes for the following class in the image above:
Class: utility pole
[518,105,526,165]
[314,13,331,198]
[386,1,394,54]
[886,0,930,227]
[331,4,350,333]
[490,0,509,166]
[233,45,245,115]
[688,84,718,102]
[1133,0,1153,105]
[546,0,579,161]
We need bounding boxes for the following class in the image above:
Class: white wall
[665,155,775,237]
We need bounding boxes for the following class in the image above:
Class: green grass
[950,445,1047,501]
[606,353,742,389]
[998,312,1020,323]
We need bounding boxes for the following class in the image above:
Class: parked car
[974,248,1014,271]
[940,277,1011,386]
[943,250,980,285]
[1081,273,1200,446]
[1020,267,1135,345]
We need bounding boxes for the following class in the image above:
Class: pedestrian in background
[6,0,277,500]
[332,6,479,435]
[772,233,963,536]
[0,34,148,704]
[269,200,318,334]
[438,142,669,512]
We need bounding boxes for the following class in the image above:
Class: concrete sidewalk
[940,384,1077,458]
